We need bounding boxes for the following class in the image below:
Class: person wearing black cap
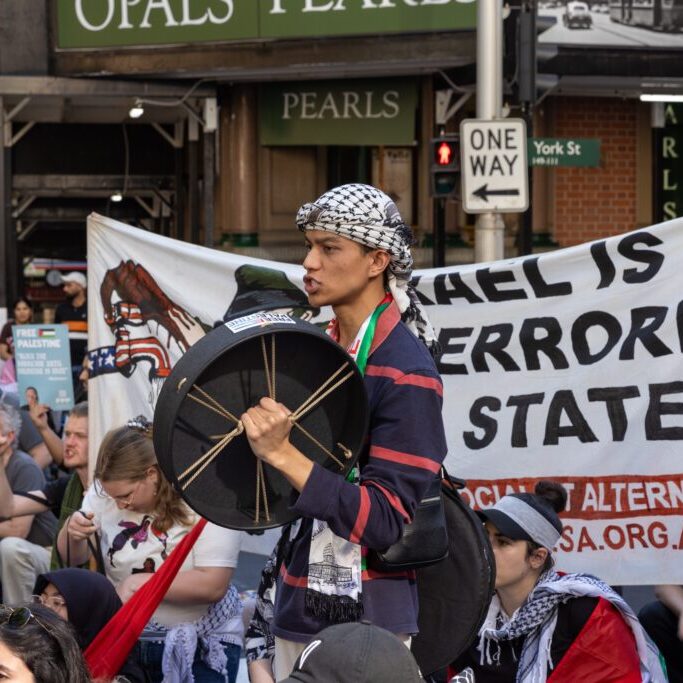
[448,481,666,683]
[281,622,423,683]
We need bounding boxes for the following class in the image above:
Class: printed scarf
[152,583,242,683]
[296,183,438,355]
[304,296,390,623]
[478,570,667,683]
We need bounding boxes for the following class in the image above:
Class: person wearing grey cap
[447,481,666,682]
[55,271,88,387]
[282,622,423,683]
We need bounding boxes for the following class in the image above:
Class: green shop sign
[654,103,683,222]
[57,0,476,49]
[528,138,601,167]
[260,79,417,146]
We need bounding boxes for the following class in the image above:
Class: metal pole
[0,98,6,312]
[474,0,505,263]
[203,130,215,248]
[0,97,17,308]
[188,117,200,245]
[517,0,536,256]
[433,198,446,268]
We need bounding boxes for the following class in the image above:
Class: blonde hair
[95,425,192,533]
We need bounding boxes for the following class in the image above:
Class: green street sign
[56,0,477,50]
[528,138,601,167]
[259,79,417,146]
[655,104,683,222]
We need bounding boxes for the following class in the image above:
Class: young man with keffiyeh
[448,481,667,683]
[241,183,447,680]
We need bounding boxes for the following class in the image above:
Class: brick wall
[553,97,639,247]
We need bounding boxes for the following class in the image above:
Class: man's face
[62,415,88,469]
[0,420,15,459]
[63,281,84,300]
[302,230,380,309]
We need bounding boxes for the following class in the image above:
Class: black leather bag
[367,472,448,572]
[411,474,496,675]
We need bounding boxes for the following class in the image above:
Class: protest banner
[87,213,683,583]
[14,323,75,410]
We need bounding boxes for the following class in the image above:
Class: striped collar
[325,296,401,359]
[368,299,401,357]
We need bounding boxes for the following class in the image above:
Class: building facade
[1,0,682,309]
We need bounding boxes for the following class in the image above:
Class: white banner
[87,213,683,583]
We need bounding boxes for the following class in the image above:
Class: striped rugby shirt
[271,301,448,642]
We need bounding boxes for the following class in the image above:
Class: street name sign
[528,138,601,167]
[460,118,528,214]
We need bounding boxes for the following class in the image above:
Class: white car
[563,1,593,28]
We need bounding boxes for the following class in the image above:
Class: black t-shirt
[55,300,88,366]
[450,596,599,682]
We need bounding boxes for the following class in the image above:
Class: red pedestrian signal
[437,141,454,166]
[430,135,459,198]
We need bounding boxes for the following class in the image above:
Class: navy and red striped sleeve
[292,354,447,551]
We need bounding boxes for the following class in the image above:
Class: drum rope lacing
[175,333,354,523]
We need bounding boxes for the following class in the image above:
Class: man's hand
[242,398,314,492]
[27,400,50,432]
[65,510,97,541]
[241,397,294,466]
[116,572,153,604]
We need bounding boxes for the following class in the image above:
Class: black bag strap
[440,466,466,491]
[0,491,51,522]
[61,511,107,575]
[15,491,51,505]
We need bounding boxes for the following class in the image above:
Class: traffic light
[430,135,459,198]
[511,1,558,106]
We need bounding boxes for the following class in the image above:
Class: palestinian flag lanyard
[305,295,390,622]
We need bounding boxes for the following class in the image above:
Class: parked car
[563,1,593,28]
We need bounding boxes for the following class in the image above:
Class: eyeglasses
[111,479,143,508]
[0,605,54,636]
[32,594,67,611]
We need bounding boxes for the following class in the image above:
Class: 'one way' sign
[460,118,528,214]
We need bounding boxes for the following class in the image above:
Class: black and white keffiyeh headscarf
[478,570,666,683]
[296,183,438,353]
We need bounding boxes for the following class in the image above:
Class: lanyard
[353,298,390,375]
[328,294,391,376]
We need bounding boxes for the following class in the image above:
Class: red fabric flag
[84,517,208,680]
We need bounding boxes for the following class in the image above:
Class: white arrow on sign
[460,118,529,214]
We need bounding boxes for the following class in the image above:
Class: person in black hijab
[34,568,148,682]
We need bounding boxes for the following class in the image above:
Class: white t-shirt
[81,485,243,628]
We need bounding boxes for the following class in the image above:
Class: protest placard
[14,323,75,410]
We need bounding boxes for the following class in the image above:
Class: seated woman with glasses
[56,419,244,683]
[0,602,92,683]
[33,567,147,682]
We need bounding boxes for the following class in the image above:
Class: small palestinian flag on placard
[38,329,56,338]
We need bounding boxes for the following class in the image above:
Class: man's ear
[368,249,391,278]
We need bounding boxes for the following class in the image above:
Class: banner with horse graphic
[88,213,683,583]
